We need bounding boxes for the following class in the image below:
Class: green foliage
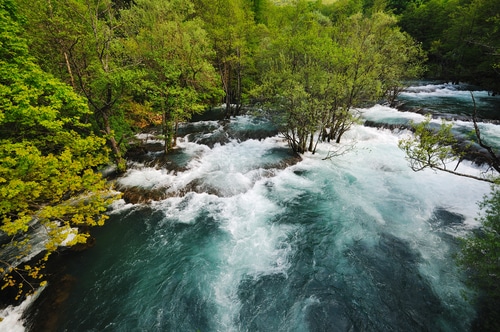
[399,0,500,91]
[17,0,141,170]
[398,116,459,172]
[398,115,496,182]
[193,0,257,117]
[255,3,424,154]
[399,103,500,329]
[246,0,268,23]
[0,0,118,299]
[120,0,222,151]
[458,186,500,331]
[442,0,500,90]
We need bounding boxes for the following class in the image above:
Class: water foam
[212,189,296,330]
[118,111,491,329]
[401,82,489,98]
[0,288,44,332]
[118,136,289,198]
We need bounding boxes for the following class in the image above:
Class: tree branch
[470,91,500,173]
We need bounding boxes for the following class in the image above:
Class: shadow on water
[236,182,469,332]
[346,233,444,331]
[428,208,466,244]
[236,230,452,331]
[26,205,226,332]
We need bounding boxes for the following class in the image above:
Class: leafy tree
[399,0,457,53]
[0,0,117,300]
[193,0,257,118]
[254,3,424,154]
[399,96,500,330]
[319,0,363,23]
[247,0,268,23]
[17,0,139,172]
[253,1,334,153]
[399,94,500,183]
[329,12,424,137]
[398,116,468,173]
[120,0,222,152]
[399,0,500,92]
[441,0,500,91]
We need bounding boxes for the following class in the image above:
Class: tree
[399,0,500,92]
[457,185,500,331]
[398,116,470,173]
[193,0,257,118]
[253,1,335,154]
[120,0,222,153]
[441,0,500,92]
[17,0,139,172]
[254,3,424,154]
[327,12,411,142]
[248,0,268,23]
[398,94,500,183]
[0,0,117,300]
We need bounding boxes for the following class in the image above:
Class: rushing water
[398,81,500,120]
[1,83,499,331]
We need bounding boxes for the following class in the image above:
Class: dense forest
[1,0,499,328]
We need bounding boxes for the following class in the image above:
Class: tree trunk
[63,51,75,89]
[225,63,232,118]
[162,96,175,154]
[173,121,179,148]
[102,113,125,172]
[308,132,314,152]
[235,48,242,116]
[162,108,174,154]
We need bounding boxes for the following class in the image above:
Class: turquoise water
[4,84,498,331]
[398,81,500,120]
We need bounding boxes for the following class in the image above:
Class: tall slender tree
[193,0,257,118]
[18,0,138,171]
[254,3,424,154]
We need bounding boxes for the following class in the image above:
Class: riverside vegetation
[1,0,499,329]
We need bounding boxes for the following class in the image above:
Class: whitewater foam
[0,288,44,332]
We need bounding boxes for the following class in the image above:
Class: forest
[1,0,499,329]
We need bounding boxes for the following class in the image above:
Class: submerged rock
[117,185,170,204]
[363,120,411,131]
[24,274,76,332]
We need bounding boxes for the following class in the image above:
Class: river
[1,82,499,331]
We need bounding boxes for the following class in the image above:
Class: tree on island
[253,2,424,155]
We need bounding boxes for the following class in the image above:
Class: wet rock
[363,120,411,131]
[118,185,169,204]
[23,273,76,332]
[69,235,96,252]
[189,129,230,148]
[125,142,164,164]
